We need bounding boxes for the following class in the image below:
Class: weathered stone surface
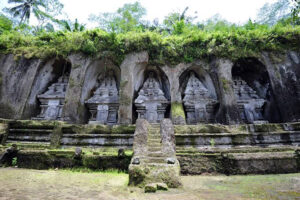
[183,72,218,124]
[33,75,69,120]
[85,70,119,125]
[160,119,176,157]
[0,55,42,119]
[0,123,8,145]
[132,119,149,158]
[156,183,168,191]
[233,78,266,123]
[129,120,182,188]
[144,183,157,193]
[22,58,71,120]
[61,54,91,123]
[135,71,169,123]
[118,51,149,124]
[261,51,300,122]
[213,59,241,124]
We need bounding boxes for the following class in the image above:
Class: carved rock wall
[0,51,299,124]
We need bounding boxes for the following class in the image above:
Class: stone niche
[32,75,69,120]
[134,70,170,123]
[31,59,71,120]
[232,58,280,123]
[85,70,119,125]
[233,78,266,123]
[180,69,219,124]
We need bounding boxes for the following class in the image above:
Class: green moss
[171,102,186,120]
[120,80,128,89]
[50,123,64,148]
[269,52,286,64]
[221,78,230,92]
[175,124,230,134]
[68,77,75,88]
[254,123,284,132]
[111,125,135,134]
[8,119,60,129]
[119,93,131,106]
[291,122,300,131]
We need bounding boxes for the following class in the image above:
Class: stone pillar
[62,54,91,123]
[118,52,149,124]
[132,119,149,158]
[160,119,176,157]
[213,59,241,124]
[162,63,187,125]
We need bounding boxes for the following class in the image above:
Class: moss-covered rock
[171,102,186,125]
[144,183,157,193]
[174,124,230,134]
[128,162,182,188]
[0,123,8,145]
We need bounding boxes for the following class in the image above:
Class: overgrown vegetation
[1,22,300,65]
[1,0,300,65]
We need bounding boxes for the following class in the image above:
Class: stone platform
[0,118,300,175]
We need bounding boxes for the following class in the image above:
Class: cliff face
[0,51,299,124]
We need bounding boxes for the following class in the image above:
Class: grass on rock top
[1,22,300,66]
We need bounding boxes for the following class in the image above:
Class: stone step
[144,163,171,167]
[147,141,161,146]
[149,127,160,131]
[147,151,165,157]
[6,140,50,145]
[148,138,161,142]
[9,129,52,134]
[144,157,166,164]
[6,136,51,142]
[148,147,162,152]
[147,143,161,147]
[148,135,159,139]
[149,131,160,135]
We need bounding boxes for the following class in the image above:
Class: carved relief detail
[33,75,69,120]
[135,72,169,123]
[183,72,218,124]
[233,78,266,123]
[85,70,119,125]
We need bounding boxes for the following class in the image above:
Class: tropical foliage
[89,2,146,33]
[1,0,300,66]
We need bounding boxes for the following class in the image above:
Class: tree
[89,1,146,33]
[291,0,300,24]
[59,19,85,32]
[6,0,47,25]
[0,14,13,33]
[256,0,292,26]
[201,14,233,32]
[163,7,197,34]
[163,7,197,28]
[5,0,64,26]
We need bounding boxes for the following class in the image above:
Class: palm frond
[8,0,25,3]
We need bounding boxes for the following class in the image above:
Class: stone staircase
[5,121,55,147]
[144,124,165,165]
[129,119,181,188]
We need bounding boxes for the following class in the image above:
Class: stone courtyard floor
[0,168,299,200]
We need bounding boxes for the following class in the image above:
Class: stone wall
[0,51,299,124]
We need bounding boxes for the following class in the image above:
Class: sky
[1,0,278,26]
